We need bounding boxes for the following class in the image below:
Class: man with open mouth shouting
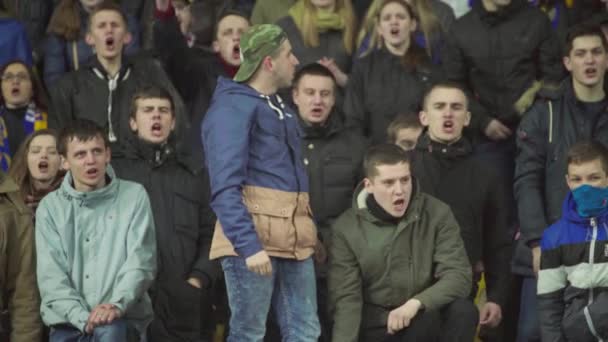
[412,82,513,340]
[514,23,608,342]
[48,1,186,158]
[113,85,219,341]
[329,144,472,342]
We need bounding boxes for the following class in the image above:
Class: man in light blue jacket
[35,119,156,342]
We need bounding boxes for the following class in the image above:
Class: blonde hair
[298,0,357,55]
[358,0,441,57]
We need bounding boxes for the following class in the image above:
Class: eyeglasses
[1,73,31,82]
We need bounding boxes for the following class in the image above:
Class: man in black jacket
[444,0,563,141]
[292,63,368,341]
[112,85,219,342]
[514,24,608,342]
[412,82,513,341]
[48,2,187,157]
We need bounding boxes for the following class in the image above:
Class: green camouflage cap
[234,24,287,83]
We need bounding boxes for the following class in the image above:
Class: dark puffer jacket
[443,0,564,134]
[513,78,608,275]
[300,111,368,242]
[112,136,219,342]
[411,135,513,306]
[344,48,438,144]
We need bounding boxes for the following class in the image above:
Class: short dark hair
[364,144,411,178]
[88,1,129,32]
[422,81,469,110]
[130,85,175,119]
[387,113,423,143]
[293,63,337,89]
[564,24,608,57]
[567,141,608,174]
[212,8,250,40]
[58,119,110,157]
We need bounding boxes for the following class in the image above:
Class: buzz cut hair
[364,144,411,179]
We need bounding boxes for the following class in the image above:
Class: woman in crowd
[44,0,140,86]
[0,60,48,172]
[277,0,357,87]
[356,0,454,64]
[8,129,63,213]
[344,0,438,144]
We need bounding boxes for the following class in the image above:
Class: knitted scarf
[0,103,47,171]
[289,0,345,33]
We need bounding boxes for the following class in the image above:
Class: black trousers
[361,298,479,342]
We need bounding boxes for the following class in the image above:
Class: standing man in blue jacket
[35,119,157,342]
[202,24,321,342]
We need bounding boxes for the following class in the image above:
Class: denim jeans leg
[272,257,321,342]
[92,319,129,342]
[221,256,275,342]
[517,277,541,342]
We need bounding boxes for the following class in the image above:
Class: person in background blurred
[0,3,33,67]
[9,129,63,214]
[0,60,48,172]
[0,169,42,342]
[344,0,438,144]
[277,0,357,87]
[356,0,455,64]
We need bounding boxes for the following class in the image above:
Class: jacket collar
[90,56,132,85]
[299,108,345,139]
[352,178,422,226]
[60,164,118,205]
[415,134,472,159]
[474,0,527,26]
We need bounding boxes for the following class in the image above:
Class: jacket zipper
[107,76,118,142]
[584,218,603,341]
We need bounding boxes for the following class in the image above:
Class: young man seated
[112,85,219,341]
[412,82,513,338]
[538,141,608,341]
[35,119,156,342]
[387,113,424,151]
[328,143,475,342]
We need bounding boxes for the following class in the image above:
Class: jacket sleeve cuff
[236,240,264,259]
[71,311,90,333]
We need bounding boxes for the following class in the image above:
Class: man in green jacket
[35,119,156,342]
[328,144,477,342]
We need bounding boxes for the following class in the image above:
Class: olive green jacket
[328,183,472,342]
[0,174,42,342]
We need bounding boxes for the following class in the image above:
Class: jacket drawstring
[93,67,131,143]
[261,94,286,120]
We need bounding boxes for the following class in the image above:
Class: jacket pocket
[172,191,200,274]
[248,202,294,250]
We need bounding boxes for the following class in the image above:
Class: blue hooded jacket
[202,77,309,258]
[538,192,608,341]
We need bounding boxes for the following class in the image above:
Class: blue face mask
[572,184,608,218]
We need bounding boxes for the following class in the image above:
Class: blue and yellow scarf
[0,103,47,171]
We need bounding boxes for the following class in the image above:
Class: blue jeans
[49,319,130,342]
[517,277,541,342]
[221,256,320,342]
